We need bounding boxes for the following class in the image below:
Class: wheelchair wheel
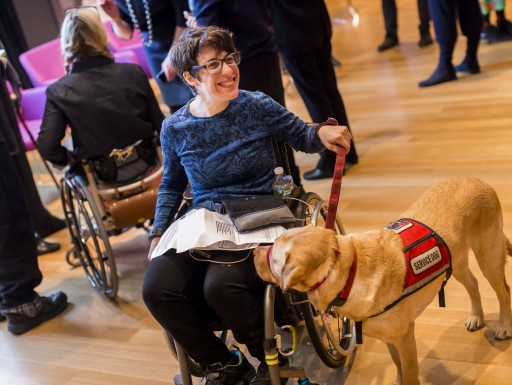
[60,177,118,298]
[293,192,356,368]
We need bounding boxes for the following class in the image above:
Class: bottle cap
[274,167,284,175]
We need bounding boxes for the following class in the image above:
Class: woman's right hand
[148,237,161,260]
[98,0,121,21]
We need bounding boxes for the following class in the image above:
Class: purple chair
[16,86,48,151]
[19,39,66,87]
[104,21,152,78]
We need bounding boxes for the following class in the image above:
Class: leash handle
[318,117,347,230]
[325,145,346,230]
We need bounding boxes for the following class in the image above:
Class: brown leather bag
[104,187,158,229]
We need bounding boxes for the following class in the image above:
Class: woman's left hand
[317,124,352,154]
[160,55,178,83]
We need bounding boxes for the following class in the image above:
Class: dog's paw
[494,324,512,340]
[465,315,485,331]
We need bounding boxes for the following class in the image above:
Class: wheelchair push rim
[60,177,118,298]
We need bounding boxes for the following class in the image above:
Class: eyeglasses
[190,51,241,74]
[64,5,99,18]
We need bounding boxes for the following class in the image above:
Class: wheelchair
[60,141,163,298]
[164,171,358,384]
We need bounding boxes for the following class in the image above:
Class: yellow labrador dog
[254,177,512,385]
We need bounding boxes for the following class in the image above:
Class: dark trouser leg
[0,141,41,310]
[238,51,285,106]
[382,0,398,39]
[203,250,266,361]
[419,0,458,87]
[9,150,61,235]
[457,0,483,69]
[142,251,233,367]
[283,44,358,174]
[429,0,458,67]
[239,51,302,185]
[418,0,431,35]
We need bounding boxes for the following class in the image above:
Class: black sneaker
[249,363,288,385]
[204,348,256,385]
[6,292,68,335]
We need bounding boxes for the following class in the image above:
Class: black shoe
[497,20,512,36]
[6,292,68,335]
[38,217,66,238]
[454,57,480,74]
[377,37,399,52]
[204,348,256,385]
[0,314,5,322]
[303,168,333,180]
[419,65,457,88]
[37,237,61,256]
[481,25,512,44]
[303,161,356,180]
[249,363,289,385]
[418,34,433,47]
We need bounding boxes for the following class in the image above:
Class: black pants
[429,0,482,66]
[382,0,430,39]
[143,249,266,367]
[282,42,358,170]
[0,140,41,310]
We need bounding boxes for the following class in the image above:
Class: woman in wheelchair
[37,6,164,183]
[143,26,352,385]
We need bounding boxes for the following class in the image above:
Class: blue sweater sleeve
[152,121,188,231]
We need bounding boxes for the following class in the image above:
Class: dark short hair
[169,26,237,79]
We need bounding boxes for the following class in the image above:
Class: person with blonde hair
[37,6,164,179]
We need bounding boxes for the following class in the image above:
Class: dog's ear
[281,262,305,291]
[253,246,277,284]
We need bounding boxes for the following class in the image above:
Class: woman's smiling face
[192,48,240,103]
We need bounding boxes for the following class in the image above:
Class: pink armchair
[19,39,66,87]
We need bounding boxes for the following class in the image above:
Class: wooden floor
[2,0,512,384]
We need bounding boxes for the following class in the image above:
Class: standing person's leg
[0,140,42,311]
[238,51,302,188]
[418,0,434,46]
[0,139,68,335]
[238,51,285,106]
[378,0,400,51]
[282,45,358,180]
[419,0,458,87]
[454,0,483,73]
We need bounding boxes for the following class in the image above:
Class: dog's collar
[328,249,358,307]
[266,245,278,280]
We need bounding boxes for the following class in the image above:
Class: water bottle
[272,167,295,198]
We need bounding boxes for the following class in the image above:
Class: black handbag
[91,138,157,185]
[221,195,296,232]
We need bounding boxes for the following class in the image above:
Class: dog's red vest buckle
[386,218,452,296]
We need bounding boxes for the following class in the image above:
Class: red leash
[324,121,347,230]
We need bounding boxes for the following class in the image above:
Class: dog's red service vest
[386,218,451,297]
[329,218,452,316]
